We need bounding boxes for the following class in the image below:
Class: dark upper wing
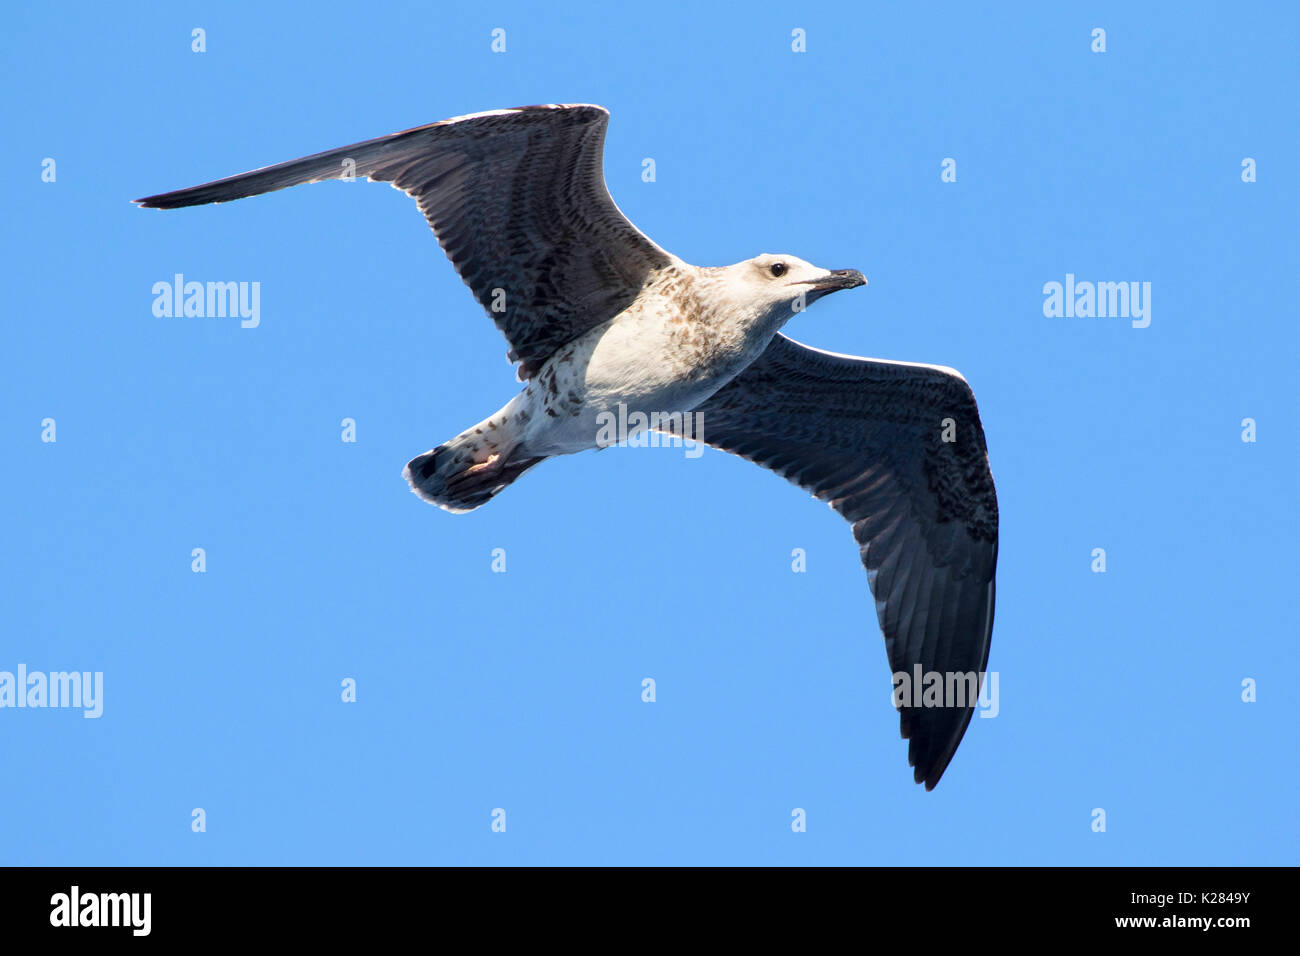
[682,333,998,789]
[135,104,672,378]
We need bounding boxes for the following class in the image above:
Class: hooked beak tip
[806,269,868,294]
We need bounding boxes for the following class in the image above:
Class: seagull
[136,104,998,790]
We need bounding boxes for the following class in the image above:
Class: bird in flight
[136,104,998,790]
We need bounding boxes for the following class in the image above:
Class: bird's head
[725,254,867,324]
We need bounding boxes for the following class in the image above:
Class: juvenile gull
[136,104,998,790]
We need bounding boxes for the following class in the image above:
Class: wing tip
[903,709,972,792]
[911,753,954,792]
[133,189,216,210]
[132,102,613,212]
[916,752,956,791]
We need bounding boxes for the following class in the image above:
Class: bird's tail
[403,409,545,514]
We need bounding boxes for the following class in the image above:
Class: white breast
[513,269,770,457]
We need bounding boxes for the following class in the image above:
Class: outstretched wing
[135,104,672,378]
[681,333,998,789]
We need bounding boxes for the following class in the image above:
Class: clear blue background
[3,1,1296,865]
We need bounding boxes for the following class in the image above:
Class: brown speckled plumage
[135,104,1000,792]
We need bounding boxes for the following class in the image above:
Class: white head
[715,253,867,327]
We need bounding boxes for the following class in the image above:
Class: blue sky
[3,1,1297,865]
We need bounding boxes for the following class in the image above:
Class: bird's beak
[802,269,868,294]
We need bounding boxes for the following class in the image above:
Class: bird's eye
[770,262,787,277]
